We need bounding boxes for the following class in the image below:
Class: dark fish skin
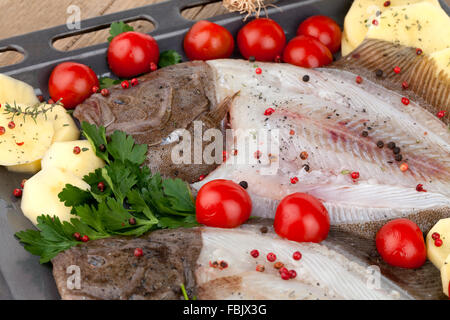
[74,61,231,182]
[51,219,446,300]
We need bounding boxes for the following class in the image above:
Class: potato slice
[426,218,450,269]
[430,48,450,77]
[441,255,450,297]
[41,140,105,179]
[6,160,41,173]
[366,2,450,55]
[21,167,90,225]
[0,107,54,166]
[343,0,441,50]
[0,74,39,106]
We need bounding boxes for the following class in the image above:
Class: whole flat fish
[51,219,444,300]
[74,40,450,238]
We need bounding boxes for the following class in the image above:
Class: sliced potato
[430,48,450,77]
[441,255,450,297]
[343,0,441,50]
[21,167,90,225]
[366,2,450,55]
[45,104,80,142]
[426,218,450,269]
[0,107,54,166]
[41,140,105,179]
[0,74,39,106]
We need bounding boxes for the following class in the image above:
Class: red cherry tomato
[184,20,235,61]
[196,180,252,228]
[237,18,286,61]
[274,193,330,243]
[297,15,342,53]
[107,31,159,78]
[376,219,427,269]
[282,35,333,68]
[48,62,99,109]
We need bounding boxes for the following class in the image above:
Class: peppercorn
[129,217,137,225]
[255,67,262,74]
[274,262,284,269]
[361,131,368,137]
[73,146,81,154]
[293,251,302,261]
[99,144,106,152]
[375,69,383,77]
[387,142,396,149]
[302,164,310,172]
[376,141,384,148]
[73,232,82,241]
[131,78,139,87]
[13,188,22,198]
[302,75,310,82]
[393,66,401,74]
[239,181,248,189]
[150,62,158,72]
[91,86,100,94]
[101,89,110,97]
[432,232,440,240]
[402,81,409,90]
[290,177,299,184]
[351,172,360,180]
[267,252,276,262]
[249,56,256,62]
[289,270,297,279]
[97,182,105,192]
[300,151,308,160]
[392,147,401,154]
[219,261,228,269]
[435,239,443,247]
[134,248,144,257]
[250,249,259,258]
[81,235,90,242]
[0,126,5,135]
[256,265,265,272]
[121,81,130,89]
[395,154,403,161]
[8,121,15,129]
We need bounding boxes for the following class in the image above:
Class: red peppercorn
[393,66,401,74]
[437,111,446,119]
[300,151,308,160]
[48,99,55,104]
[267,252,276,262]
[289,129,295,135]
[254,150,262,159]
[250,249,259,258]
[13,188,22,198]
[256,265,265,272]
[150,62,158,72]
[91,86,100,94]
[372,19,378,26]
[134,248,144,257]
[8,121,15,129]
[274,55,281,63]
[401,81,409,90]
[280,271,291,280]
[432,232,440,240]
[355,76,363,84]
[383,1,391,6]
[255,67,262,74]
[198,175,206,182]
[101,88,110,97]
[289,270,297,279]
[416,48,422,55]
[121,80,130,89]
[0,126,5,135]
[399,163,408,172]
[97,182,105,192]
[131,78,139,87]
[416,184,427,192]
[81,235,89,242]
[20,179,27,189]
[264,108,275,116]
[401,97,410,105]
[37,95,45,102]
[293,251,302,261]
[351,172,360,180]
[73,232,81,241]
[73,146,81,154]
[290,177,299,184]
[434,238,443,247]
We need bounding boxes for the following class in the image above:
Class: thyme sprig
[2,99,62,123]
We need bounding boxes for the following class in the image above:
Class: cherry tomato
[376,219,427,269]
[107,31,159,78]
[184,20,235,61]
[297,15,342,53]
[274,193,330,243]
[196,180,252,228]
[48,62,99,109]
[282,35,333,68]
[237,18,286,62]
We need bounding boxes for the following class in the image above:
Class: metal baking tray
[0,0,449,300]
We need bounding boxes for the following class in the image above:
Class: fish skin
[192,58,450,237]
[53,219,441,300]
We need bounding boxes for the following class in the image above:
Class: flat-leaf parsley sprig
[16,122,197,263]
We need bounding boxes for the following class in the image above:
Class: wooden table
[0,0,449,67]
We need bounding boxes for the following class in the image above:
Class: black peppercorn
[387,142,396,149]
[302,75,310,82]
[376,141,384,148]
[395,154,403,161]
[99,144,106,152]
[361,131,369,137]
[249,56,256,62]
[239,181,248,189]
[393,147,401,154]
[303,164,310,172]
[375,69,383,77]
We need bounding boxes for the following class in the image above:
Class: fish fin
[332,39,449,124]
[201,91,240,126]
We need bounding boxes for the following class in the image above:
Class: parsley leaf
[108,21,134,42]
[99,76,121,89]
[158,50,183,68]
[16,122,197,263]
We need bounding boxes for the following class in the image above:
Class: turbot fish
[74,40,450,237]
[51,219,444,300]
